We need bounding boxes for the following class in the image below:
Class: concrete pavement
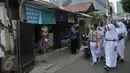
[55,41,130,73]
[29,46,84,73]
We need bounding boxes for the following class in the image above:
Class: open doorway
[34,24,55,55]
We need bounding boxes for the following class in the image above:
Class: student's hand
[94,44,98,49]
[95,44,98,48]
[96,42,98,48]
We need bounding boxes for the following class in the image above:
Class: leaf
[87,11,104,25]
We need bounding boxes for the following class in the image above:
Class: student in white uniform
[87,24,100,65]
[116,22,127,62]
[104,24,118,71]
[101,27,106,58]
[97,26,105,62]
[102,26,109,63]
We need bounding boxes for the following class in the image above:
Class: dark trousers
[71,39,77,54]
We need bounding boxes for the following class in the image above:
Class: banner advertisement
[24,5,56,24]
[24,5,40,24]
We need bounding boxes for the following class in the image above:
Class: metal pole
[19,2,23,21]
[18,0,26,21]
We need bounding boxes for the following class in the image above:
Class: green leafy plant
[88,11,104,25]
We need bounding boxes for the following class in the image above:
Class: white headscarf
[117,22,127,34]
[97,26,105,37]
[105,24,118,40]
[105,25,109,31]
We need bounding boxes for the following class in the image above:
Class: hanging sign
[24,5,40,24]
[24,5,56,24]
[42,10,56,24]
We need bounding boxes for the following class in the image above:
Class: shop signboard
[24,5,40,24]
[24,5,56,24]
[42,10,56,24]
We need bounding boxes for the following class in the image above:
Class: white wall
[0,4,5,57]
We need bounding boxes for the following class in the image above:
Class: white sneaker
[91,62,96,65]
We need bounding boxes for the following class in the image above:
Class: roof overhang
[79,13,92,18]
[26,1,78,15]
[26,1,59,8]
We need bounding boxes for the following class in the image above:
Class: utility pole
[19,0,27,21]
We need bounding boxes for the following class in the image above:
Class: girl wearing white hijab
[104,24,118,71]
[97,26,105,62]
[116,22,127,62]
